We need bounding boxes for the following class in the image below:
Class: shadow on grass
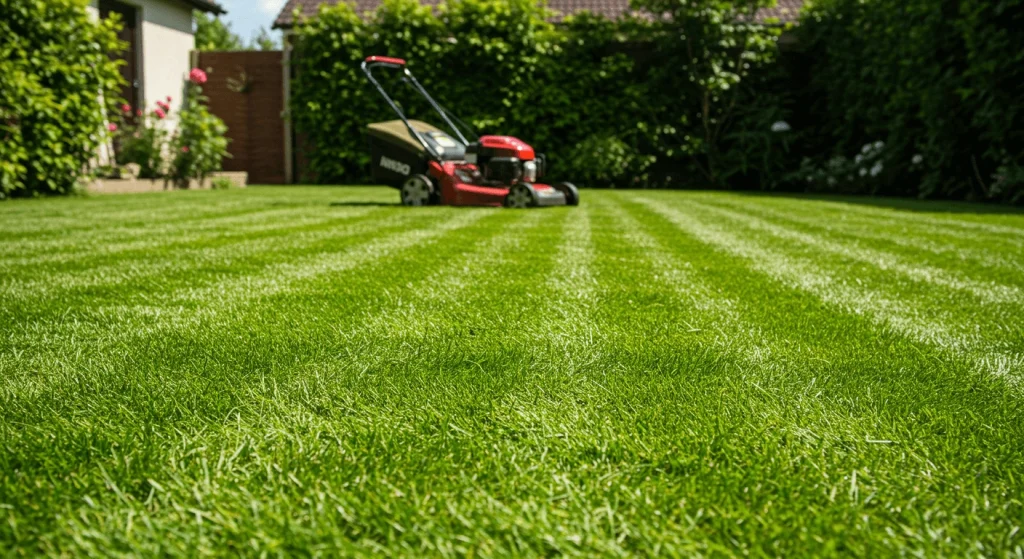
[731,191,1024,216]
[329,201,401,207]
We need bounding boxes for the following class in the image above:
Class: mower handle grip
[363,56,406,67]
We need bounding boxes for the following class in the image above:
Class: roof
[274,0,804,29]
[184,0,226,14]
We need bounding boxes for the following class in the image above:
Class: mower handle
[363,55,406,67]
[360,56,472,154]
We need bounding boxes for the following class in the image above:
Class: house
[272,0,806,29]
[86,0,226,115]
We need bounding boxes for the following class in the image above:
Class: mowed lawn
[1,187,1023,557]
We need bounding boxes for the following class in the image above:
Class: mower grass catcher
[362,56,579,208]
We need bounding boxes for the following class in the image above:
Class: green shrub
[796,0,1024,203]
[210,177,234,190]
[289,0,784,188]
[113,104,171,179]
[0,0,124,198]
[168,72,230,189]
[110,70,230,188]
[562,135,655,188]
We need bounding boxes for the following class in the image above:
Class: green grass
[1,187,1023,557]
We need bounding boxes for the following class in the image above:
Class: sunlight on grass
[1,187,1022,556]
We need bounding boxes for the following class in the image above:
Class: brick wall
[197,51,286,185]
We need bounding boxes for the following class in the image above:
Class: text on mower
[379,156,411,176]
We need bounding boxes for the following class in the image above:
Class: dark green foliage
[796,0,1024,203]
[0,0,124,198]
[289,0,784,188]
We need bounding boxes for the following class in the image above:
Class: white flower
[912,154,923,165]
[874,140,885,150]
[859,168,868,177]
[855,154,864,164]
[870,162,883,177]
[862,144,872,154]
[771,121,791,133]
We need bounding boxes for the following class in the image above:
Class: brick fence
[197,51,286,185]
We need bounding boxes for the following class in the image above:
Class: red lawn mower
[361,56,580,208]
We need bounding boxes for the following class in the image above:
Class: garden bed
[86,171,248,194]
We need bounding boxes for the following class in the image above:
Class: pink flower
[155,108,166,119]
[181,146,190,153]
[108,123,118,132]
[121,104,132,113]
[166,96,173,103]
[188,68,208,85]
[156,101,171,113]
[136,109,143,117]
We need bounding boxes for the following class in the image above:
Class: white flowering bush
[793,141,897,193]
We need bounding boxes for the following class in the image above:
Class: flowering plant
[792,141,900,193]
[109,69,228,187]
[168,69,229,188]
[111,101,171,179]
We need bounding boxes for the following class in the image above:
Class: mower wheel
[504,183,537,209]
[553,182,580,206]
[400,175,437,206]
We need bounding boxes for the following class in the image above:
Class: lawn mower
[361,56,580,208]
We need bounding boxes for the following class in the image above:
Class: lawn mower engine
[465,137,544,186]
[361,55,580,208]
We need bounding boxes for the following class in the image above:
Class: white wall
[139,0,195,113]
[87,0,196,114]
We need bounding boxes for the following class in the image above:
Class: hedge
[0,0,124,198]
[795,0,1024,203]
[289,0,787,188]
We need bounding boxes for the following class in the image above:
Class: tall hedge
[0,0,124,198]
[796,0,1024,202]
[289,0,786,188]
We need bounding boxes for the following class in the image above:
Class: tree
[250,27,280,51]
[194,11,244,51]
[630,0,784,187]
[194,12,280,51]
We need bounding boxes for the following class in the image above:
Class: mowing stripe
[0,208,423,303]
[0,206,381,272]
[0,209,517,410]
[691,194,1024,276]
[635,196,1023,381]
[0,188,374,237]
[685,199,1023,305]
[719,195,1024,252]
[821,199,1024,237]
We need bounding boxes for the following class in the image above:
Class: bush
[562,135,655,188]
[289,0,784,188]
[167,73,229,189]
[796,0,1024,203]
[113,103,171,179]
[0,0,124,198]
[111,70,229,188]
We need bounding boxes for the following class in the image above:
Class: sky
[216,0,289,43]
